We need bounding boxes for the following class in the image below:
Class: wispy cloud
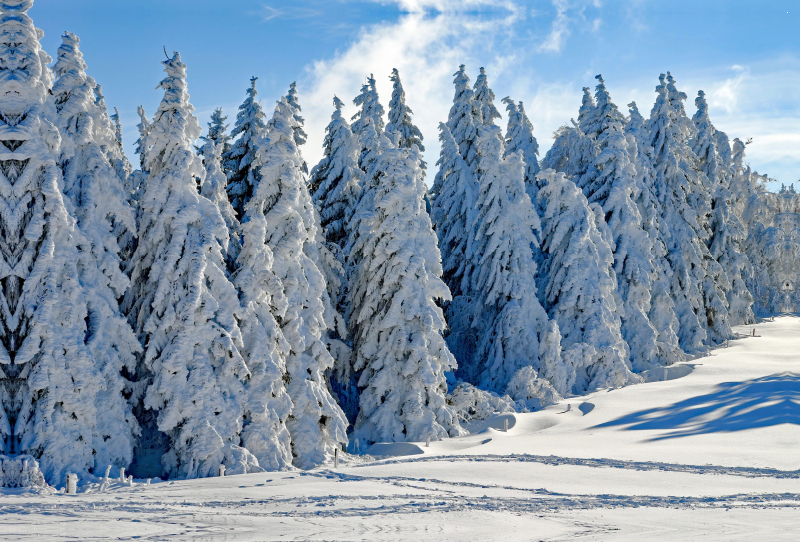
[538,0,571,52]
[260,4,322,23]
[299,6,521,173]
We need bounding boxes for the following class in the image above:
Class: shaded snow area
[3,317,800,541]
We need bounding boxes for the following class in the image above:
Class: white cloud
[538,0,571,53]
[299,8,520,177]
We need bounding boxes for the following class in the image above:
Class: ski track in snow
[353,454,800,479]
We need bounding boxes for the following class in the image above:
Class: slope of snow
[2,317,799,541]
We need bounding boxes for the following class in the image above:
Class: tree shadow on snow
[595,372,800,440]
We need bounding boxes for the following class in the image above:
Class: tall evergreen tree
[346,128,463,445]
[445,65,482,174]
[134,105,151,172]
[52,31,142,473]
[625,102,683,365]
[502,97,540,199]
[691,91,754,326]
[648,73,730,349]
[0,0,111,486]
[123,53,256,479]
[463,125,556,392]
[200,138,240,272]
[386,68,424,153]
[536,169,635,394]
[246,97,348,468]
[285,81,307,148]
[579,76,660,372]
[351,74,384,136]
[202,108,230,156]
[429,123,477,374]
[473,67,501,127]
[308,96,362,424]
[224,77,267,219]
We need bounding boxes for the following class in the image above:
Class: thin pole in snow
[504,418,509,432]
[334,447,339,468]
[119,467,125,483]
[426,436,430,447]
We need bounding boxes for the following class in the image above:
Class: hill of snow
[2,316,798,541]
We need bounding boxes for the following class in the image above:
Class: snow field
[2,316,799,540]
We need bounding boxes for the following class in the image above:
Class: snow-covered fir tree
[202,107,230,157]
[245,96,348,469]
[647,73,730,349]
[346,128,463,445]
[310,96,362,251]
[351,74,385,136]
[308,96,362,424]
[123,53,256,479]
[0,0,115,486]
[473,67,501,127]
[536,169,635,394]
[502,97,539,200]
[200,138,240,272]
[463,125,557,393]
[430,123,476,302]
[51,30,142,472]
[285,82,307,148]
[224,77,267,219]
[134,104,151,172]
[445,65,482,173]
[625,101,683,365]
[691,91,754,326]
[351,74,385,170]
[578,76,660,372]
[386,68,425,168]
[284,82,308,174]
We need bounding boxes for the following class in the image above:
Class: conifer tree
[224,77,267,219]
[502,97,540,199]
[536,169,634,394]
[285,81,307,148]
[0,0,113,485]
[648,73,730,349]
[200,138,240,272]
[386,68,424,152]
[463,125,556,392]
[427,123,477,380]
[310,97,362,251]
[246,97,348,468]
[691,91,754,326]
[347,128,463,444]
[124,53,257,479]
[351,74,385,136]
[431,123,476,301]
[473,67,501,127]
[52,31,142,471]
[134,105,151,172]
[580,76,659,371]
[445,65,482,173]
[308,96,362,424]
[203,107,230,156]
[625,102,683,365]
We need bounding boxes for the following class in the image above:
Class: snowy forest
[0,0,791,487]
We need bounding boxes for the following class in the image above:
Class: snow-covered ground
[3,317,799,541]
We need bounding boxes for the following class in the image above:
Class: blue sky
[32,0,798,186]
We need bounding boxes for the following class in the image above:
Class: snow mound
[365,443,424,458]
[640,364,694,383]
[462,413,517,433]
[0,455,47,489]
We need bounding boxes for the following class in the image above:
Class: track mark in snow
[359,454,800,479]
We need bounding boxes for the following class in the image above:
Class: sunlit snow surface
[3,317,800,541]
